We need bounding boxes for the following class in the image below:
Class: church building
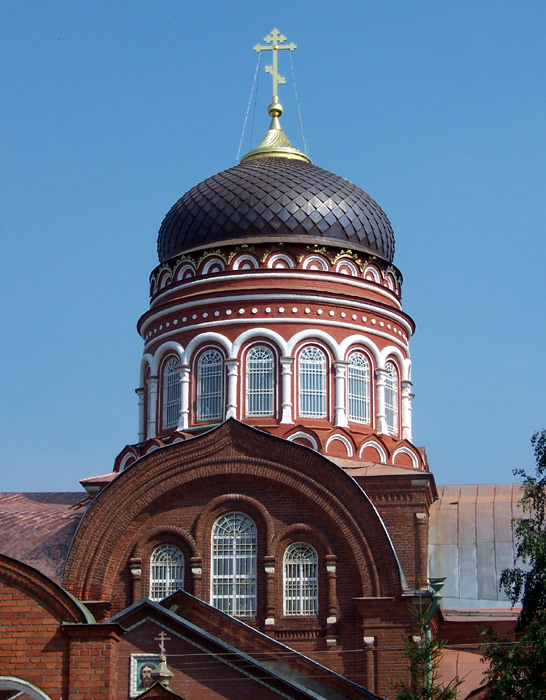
[0,30,521,700]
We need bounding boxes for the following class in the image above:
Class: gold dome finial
[241,29,311,164]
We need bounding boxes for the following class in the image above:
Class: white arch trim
[230,327,289,358]
[119,452,137,471]
[140,352,155,384]
[266,252,295,269]
[286,431,319,450]
[335,259,359,276]
[378,345,411,381]
[359,440,387,463]
[153,341,185,372]
[392,446,419,469]
[301,254,329,271]
[286,329,342,360]
[339,334,381,365]
[325,434,354,457]
[0,677,53,699]
[232,253,259,270]
[182,332,231,364]
[201,257,226,274]
[175,262,196,281]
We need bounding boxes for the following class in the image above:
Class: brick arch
[132,526,197,559]
[63,420,402,603]
[270,523,334,558]
[0,554,92,624]
[193,493,274,556]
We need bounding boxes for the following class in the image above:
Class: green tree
[481,430,546,698]
[394,600,461,700]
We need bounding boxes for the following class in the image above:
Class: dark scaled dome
[157,157,395,264]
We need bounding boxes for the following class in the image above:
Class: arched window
[299,346,326,418]
[162,358,180,429]
[347,352,370,424]
[197,349,224,421]
[385,361,399,436]
[211,512,257,616]
[283,543,318,615]
[149,544,185,601]
[246,345,274,417]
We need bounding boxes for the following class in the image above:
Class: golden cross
[253,28,297,102]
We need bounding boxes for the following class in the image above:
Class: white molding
[201,258,226,274]
[301,254,329,271]
[339,334,381,365]
[144,318,410,355]
[326,434,354,457]
[152,341,184,372]
[231,328,289,357]
[287,329,342,361]
[359,440,387,463]
[232,253,259,270]
[392,446,419,469]
[266,252,296,269]
[140,291,411,337]
[286,431,319,450]
[182,332,231,364]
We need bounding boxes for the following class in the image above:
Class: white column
[136,387,145,442]
[375,368,388,435]
[401,379,413,441]
[225,359,240,419]
[178,364,191,430]
[146,376,158,439]
[280,356,294,424]
[333,361,348,427]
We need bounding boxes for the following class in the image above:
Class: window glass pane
[149,544,184,601]
[211,513,257,616]
[283,543,318,615]
[197,350,223,421]
[347,352,370,423]
[299,346,326,418]
[246,345,274,417]
[163,358,180,429]
[385,361,399,435]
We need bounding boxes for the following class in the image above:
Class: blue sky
[1,1,545,491]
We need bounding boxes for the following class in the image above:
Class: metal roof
[429,484,525,611]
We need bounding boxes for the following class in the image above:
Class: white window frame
[347,351,371,424]
[149,544,184,601]
[162,357,180,429]
[298,346,327,418]
[246,345,275,417]
[283,542,318,616]
[196,349,224,421]
[211,512,257,617]
[385,361,399,436]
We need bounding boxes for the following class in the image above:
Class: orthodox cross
[155,631,171,656]
[254,28,297,102]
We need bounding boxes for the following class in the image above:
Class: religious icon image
[130,654,160,697]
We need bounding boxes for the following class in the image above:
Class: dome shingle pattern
[157,158,395,263]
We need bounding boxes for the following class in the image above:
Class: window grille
[299,346,326,418]
[246,345,274,417]
[211,512,257,616]
[283,543,318,615]
[149,544,184,601]
[162,358,180,429]
[197,350,223,421]
[347,352,370,424]
[385,361,399,435]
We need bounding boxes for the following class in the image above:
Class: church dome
[157,157,395,263]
